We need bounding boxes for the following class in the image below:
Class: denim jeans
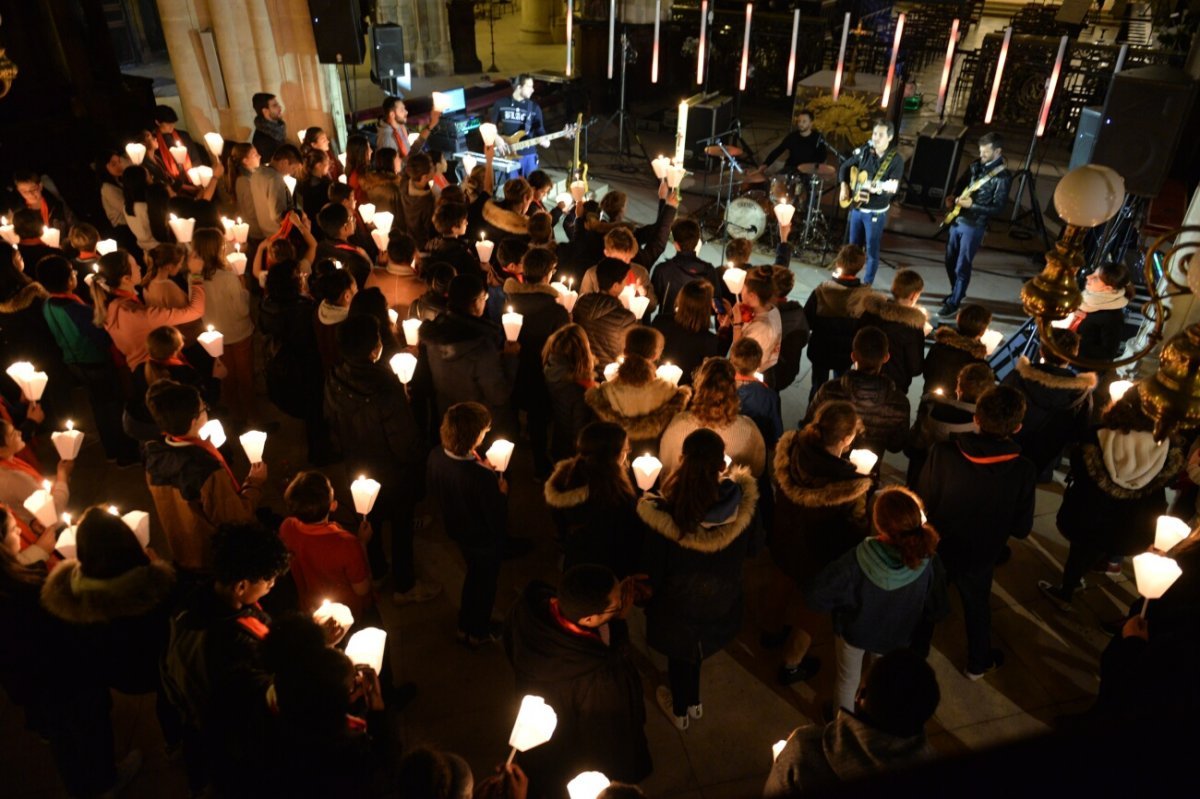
[944,220,987,307]
[848,208,887,285]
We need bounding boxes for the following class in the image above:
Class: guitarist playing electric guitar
[492,74,548,177]
[837,119,905,286]
[939,132,1011,317]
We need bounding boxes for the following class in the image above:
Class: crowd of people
[0,96,1196,799]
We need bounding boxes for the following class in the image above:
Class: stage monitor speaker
[683,94,733,169]
[904,122,966,209]
[371,24,407,77]
[308,0,365,65]
[1068,106,1102,171]
[1093,66,1197,198]
[1055,0,1092,25]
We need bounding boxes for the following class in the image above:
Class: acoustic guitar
[839,165,899,209]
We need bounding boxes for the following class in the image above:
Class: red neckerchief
[0,456,44,482]
[77,251,97,260]
[735,374,764,386]
[18,237,43,246]
[166,434,242,492]
[10,509,62,567]
[577,378,598,390]
[432,173,449,189]
[346,714,368,733]
[112,288,143,304]
[155,131,193,181]
[548,597,603,641]
[270,213,294,244]
[236,615,270,639]
[150,354,190,368]
[334,243,358,254]
[392,125,411,157]
[38,197,50,226]
[623,269,638,286]
[957,443,1020,465]
[48,291,87,306]
[739,305,755,325]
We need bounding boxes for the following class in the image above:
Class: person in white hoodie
[1039,389,1184,609]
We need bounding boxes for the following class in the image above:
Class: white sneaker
[655,686,688,730]
[393,580,442,605]
[688,703,703,720]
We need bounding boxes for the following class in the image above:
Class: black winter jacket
[804,277,871,371]
[571,292,637,367]
[504,278,571,411]
[922,327,987,395]
[260,293,324,419]
[775,299,811,391]
[1077,307,1129,361]
[950,157,1012,227]
[543,356,596,460]
[809,370,910,454]
[418,310,516,421]
[652,314,725,387]
[651,253,717,321]
[324,358,423,486]
[1003,356,1096,480]
[426,447,507,553]
[848,292,927,393]
[544,459,644,577]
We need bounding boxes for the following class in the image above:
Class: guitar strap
[967,163,1007,194]
[870,150,897,183]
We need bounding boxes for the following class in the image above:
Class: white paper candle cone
[774,202,796,226]
[6,361,47,401]
[125,143,146,165]
[203,132,224,158]
[351,475,381,515]
[557,290,578,313]
[239,430,267,464]
[198,326,224,357]
[187,165,214,187]
[227,251,247,276]
[476,238,495,262]
[980,329,1003,356]
[479,122,498,147]
[0,220,16,246]
[849,448,878,475]
[1154,515,1191,553]
[199,419,226,449]
[567,772,610,799]
[1109,380,1134,402]
[345,627,387,673]
[486,439,515,473]
[501,308,524,342]
[772,739,788,761]
[1133,551,1182,600]
[651,155,671,179]
[461,154,477,175]
[168,215,195,244]
[169,145,188,166]
[96,238,118,255]
[723,266,747,295]
[313,599,355,629]
[618,283,636,309]
[231,219,249,244]
[41,227,61,248]
[283,175,297,196]
[358,203,376,226]
[56,523,77,560]
[631,454,663,491]
[570,180,588,202]
[23,485,57,528]
[122,510,151,548]
[629,295,650,320]
[51,421,84,461]
[656,363,683,387]
[432,91,452,112]
[508,695,558,752]
[371,229,389,253]
[23,370,48,402]
[389,352,418,384]
[337,153,347,168]
[373,211,394,234]
[665,165,686,188]
[401,318,422,346]
[387,308,399,328]
[407,132,420,147]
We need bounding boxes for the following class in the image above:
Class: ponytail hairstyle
[225,142,255,196]
[91,250,136,327]
[660,428,726,534]
[872,486,939,569]
[302,146,330,180]
[615,326,663,386]
[344,134,371,180]
[552,422,634,507]
[191,228,228,280]
[144,243,185,283]
[144,325,185,387]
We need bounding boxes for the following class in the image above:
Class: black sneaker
[1038,579,1075,612]
[938,301,959,317]
[965,649,1006,681]
[760,625,792,649]
[777,656,821,685]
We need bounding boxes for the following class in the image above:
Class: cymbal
[799,162,837,179]
[704,144,743,158]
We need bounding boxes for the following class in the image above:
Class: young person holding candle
[125,325,222,442]
[640,428,758,729]
[769,264,810,392]
[348,287,402,359]
[9,207,59,275]
[0,417,71,552]
[808,327,910,457]
[298,146,334,216]
[250,92,287,162]
[67,222,102,301]
[731,338,784,451]
[37,255,140,464]
[479,178,533,261]
[12,170,74,232]
[905,361,994,485]
[849,268,929,393]
[226,142,263,241]
[916,386,1036,678]
[585,325,691,454]
[505,246,570,477]
[360,146,403,218]
[192,228,256,425]
[922,303,990,394]
[659,357,766,477]
[544,421,643,576]
[311,259,358,372]
[315,203,373,289]
[542,323,599,461]
[572,257,639,367]
[806,486,944,711]
[763,401,869,685]
[251,211,318,288]
[427,401,514,644]
[408,261,456,322]
[578,227,659,313]
[426,202,483,280]
[91,248,206,368]
[325,314,434,603]
[142,242,204,342]
[398,151,437,250]
[650,219,715,323]
[143,380,267,574]
[248,144,301,240]
[804,244,871,398]
[652,279,726,388]
[728,266,782,382]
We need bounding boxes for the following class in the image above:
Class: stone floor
[2,8,1148,799]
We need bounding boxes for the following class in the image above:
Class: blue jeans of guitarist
[847,208,886,285]
[518,152,539,178]
[944,219,986,309]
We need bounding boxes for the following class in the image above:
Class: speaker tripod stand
[1008,134,1052,250]
[592,29,651,172]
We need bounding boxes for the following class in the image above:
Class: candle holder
[507,695,557,765]
[389,352,418,384]
[848,449,878,475]
[51,420,84,460]
[351,475,381,515]
[199,419,226,449]
[358,203,376,226]
[168,215,195,244]
[345,627,387,673]
[567,772,611,799]
[125,143,146,165]
[314,599,355,629]
[723,266,747,296]
[486,439,515,473]
[203,132,224,158]
[41,227,61,248]
[239,430,267,464]
[476,236,495,263]
[186,166,214,187]
[631,454,663,491]
[629,295,650,320]
[198,326,224,358]
[502,308,523,342]
[656,363,683,386]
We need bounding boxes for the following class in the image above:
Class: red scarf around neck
[155,131,193,181]
[166,434,241,492]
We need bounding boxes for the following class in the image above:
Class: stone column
[520,0,554,44]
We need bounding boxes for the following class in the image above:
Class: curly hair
[542,324,596,383]
[689,358,741,428]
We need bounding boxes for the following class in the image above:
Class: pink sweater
[105,284,206,369]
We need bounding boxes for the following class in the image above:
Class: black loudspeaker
[308,0,365,64]
[683,94,733,168]
[1093,66,1197,198]
[371,24,407,77]
[1068,106,1102,171]
[904,122,966,208]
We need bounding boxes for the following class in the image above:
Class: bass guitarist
[837,119,904,286]
[492,74,547,177]
[939,132,1011,317]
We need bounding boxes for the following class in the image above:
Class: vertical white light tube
[739,3,753,92]
[984,27,1014,124]
[786,10,801,96]
[832,12,850,101]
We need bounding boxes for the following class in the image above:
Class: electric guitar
[502,120,587,154]
[942,164,1008,227]
[840,165,899,209]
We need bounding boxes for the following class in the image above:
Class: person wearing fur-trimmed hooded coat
[477,184,532,266]
[1003,353,1097,482]
[921,326,986,395]
[849,291,927,393]
[638,431,758,723]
